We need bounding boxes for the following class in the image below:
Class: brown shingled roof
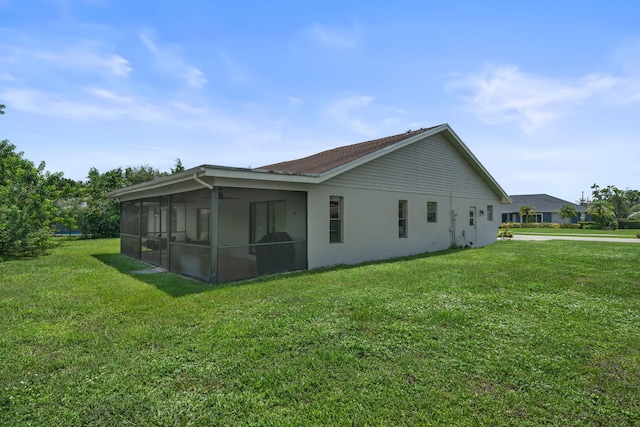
[259,126,440,174]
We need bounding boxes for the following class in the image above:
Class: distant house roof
[503,194,586,213]
[259,127,438,174]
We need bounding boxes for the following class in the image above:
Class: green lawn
[1,238,639,426]
[513,227,640,238]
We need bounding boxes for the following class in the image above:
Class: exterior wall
[305,133,503,269]
[327,133,498,199]
[306,186,501,269]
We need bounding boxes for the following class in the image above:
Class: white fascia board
[200,165,319,184]
[107,165,321,199]
[106,168,204,198]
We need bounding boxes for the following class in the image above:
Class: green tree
[171,158,185,174]
[590,184,640,219]
[0,140,60,258]
[519,205,536,223]
[628,204,640,220]
[587,199,615,229]
[81,165,170,238]
[558,204,579,222]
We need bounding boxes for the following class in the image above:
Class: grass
[513,227,640,238]
[1,238,639,426]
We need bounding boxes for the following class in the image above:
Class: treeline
[1,106,183,259]
[582,184,640,229]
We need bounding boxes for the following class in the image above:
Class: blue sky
[1,0,639,202]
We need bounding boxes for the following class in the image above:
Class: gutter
[193,169,213,189]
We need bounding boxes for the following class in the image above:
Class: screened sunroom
[119,186,307,283]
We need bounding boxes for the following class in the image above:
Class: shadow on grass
[92,253,216,298]
[93,246,472,297]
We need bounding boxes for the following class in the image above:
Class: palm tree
[587,200,615,229]
[628,204,640,220]
[558,204,579,223]
[519,205,535,223]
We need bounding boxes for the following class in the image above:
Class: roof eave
[107,165,322,199]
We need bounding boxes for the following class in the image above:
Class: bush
[578,221,597,229]
[618,220,640,229]
[559,223,581,229]
[500,222,565,229]
[497,228,513,239]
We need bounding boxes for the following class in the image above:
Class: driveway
[511,234,640,243]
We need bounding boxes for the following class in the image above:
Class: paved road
[511,234,640,243]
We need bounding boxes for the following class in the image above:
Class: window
[427,201,437,223]
[250,200,286,253]
[469,208,475,226]
[398,200,407,238]
[487,205,493,221]
[330,196,343,243]
[197,208,211,242]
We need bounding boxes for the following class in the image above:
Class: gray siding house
[502,194,586,224]
[108,124,511,283]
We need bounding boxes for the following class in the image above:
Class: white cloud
[325,94,377,135]
[306,23,360,50]
[0,85,264,138]
[216,49,250,83]
[84,87,133,103]
[184,66,207,89]
[288,96,303,108]
[0,43,132,77]
[324,94,404,136]
[448,65,619,132]
[139,32,207,89]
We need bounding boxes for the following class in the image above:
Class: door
[468,206,477,246]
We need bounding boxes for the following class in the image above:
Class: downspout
[193,172,213,190]
[450,191,455,248]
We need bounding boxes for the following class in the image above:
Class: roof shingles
[258,126,439,175]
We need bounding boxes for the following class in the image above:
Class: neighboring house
[501,194,587,224]
[108,124,511,284]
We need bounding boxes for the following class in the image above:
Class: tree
[559,204,579,222]
[0,139,60,258]
[519,205,535,223]
[628,204,640,220]
[81,165,170,238]
[590,184,640,220]
[171,158,185,174]
[124,164,167,185]
[587,199,615,229]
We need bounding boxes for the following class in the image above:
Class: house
[501,194,587,224]
[108,124,511,284]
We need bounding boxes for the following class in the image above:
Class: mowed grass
[1,239,639,426]
[514,227,639,238]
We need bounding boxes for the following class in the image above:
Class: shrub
[497,228,513,239]
[559,223,581,229]
[578,221,597,229]
[542,222,561,228]
[618,220,640,229]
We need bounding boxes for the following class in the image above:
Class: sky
[1,0,639,203]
